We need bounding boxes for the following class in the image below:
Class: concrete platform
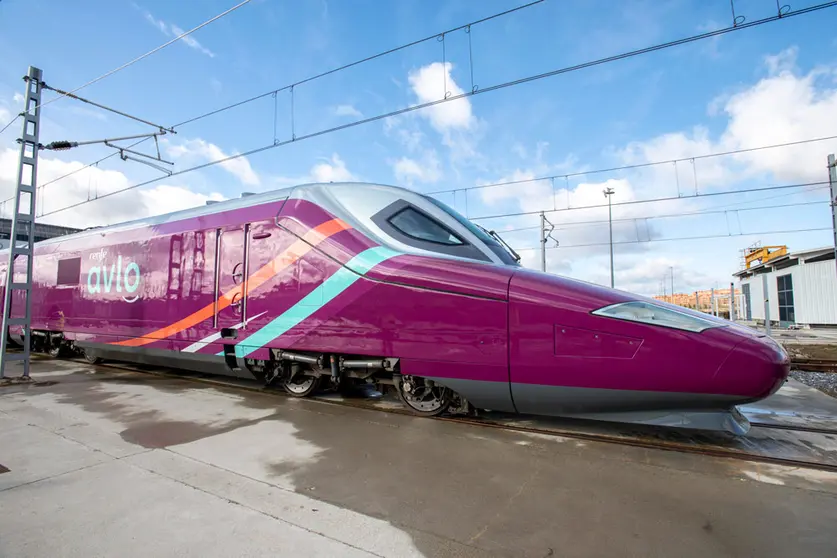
[3,360,837,558]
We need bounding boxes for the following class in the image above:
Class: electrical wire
[0,115,20,137]
[0,0,253,131]
[172,0,545,129]
[32,0,837,220]
[513,226,833,251]
[13,0,545,206]
[471,181,832,221]
[497,197,831,235]
[428,134,837,196]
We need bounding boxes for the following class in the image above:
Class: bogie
[282,372,322,397]
[396,375,453,417]
[261,352,464,417]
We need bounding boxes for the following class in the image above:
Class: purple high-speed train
[1,182,789,434]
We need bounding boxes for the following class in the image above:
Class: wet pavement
[741,377,837,428]
[3,360,837,557]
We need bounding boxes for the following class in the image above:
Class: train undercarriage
[252,348,472,417]
[28,331,473,418]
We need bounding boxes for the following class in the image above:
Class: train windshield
[424,195,521,266]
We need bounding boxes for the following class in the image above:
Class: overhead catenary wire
[497,197,831,235]
[427,134,837,197]
[512,226,833,251]
[172,0,545,129]
[25,132,837,209]
[13,0,546,204]
[30,0,837,221]
[471,180,832,222]
[40,84,173,132]
[0,115,20,137]
[0,0,253,133]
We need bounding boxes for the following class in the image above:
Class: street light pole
[670,266,674,304]
[603,187,615,288]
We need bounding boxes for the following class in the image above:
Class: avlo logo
[87,255,141,303]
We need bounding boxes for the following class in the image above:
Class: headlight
[591,301,722,333]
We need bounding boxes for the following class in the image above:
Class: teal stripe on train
[233,245,399,358]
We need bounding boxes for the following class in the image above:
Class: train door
[214,224,249,329]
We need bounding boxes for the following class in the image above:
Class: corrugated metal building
[733,247,837,327]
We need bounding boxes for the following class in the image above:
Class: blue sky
[0,0,835,296]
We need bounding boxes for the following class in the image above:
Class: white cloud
[620,47,837,188]
[12,93,24,105]
[266,153,359,188]
[333,104,362,118]
[719,54,837,182]
[408,62,474,133]
[471,48,837,295]
[310,154,356,183]
[166,138,260,186]
[391,150,442,185]
[141,9,215,58]
[144,11,169,35]
[584,256,717,297]
[0,148,223,228]
[764,46,798,75]
[171,24,216,58]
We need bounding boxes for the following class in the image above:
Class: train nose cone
[716,335,790,400]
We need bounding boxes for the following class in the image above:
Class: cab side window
[388,208,464,246]
[371,200,490,262]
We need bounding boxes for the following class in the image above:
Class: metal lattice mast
[0,67,43,380]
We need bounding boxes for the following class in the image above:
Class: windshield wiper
[476,224,521,263]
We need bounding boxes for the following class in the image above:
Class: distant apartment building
[653,288,740,318]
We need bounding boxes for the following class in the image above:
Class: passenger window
[57,257,81,286]
[388,208,464,246]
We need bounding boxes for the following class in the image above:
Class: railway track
[53,359,837,475]
[790,358,837,373]
[749,421,837,436]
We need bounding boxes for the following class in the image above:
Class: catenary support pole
[729,282,736,321]
[0,67,43,380]
[603,187,615,287]
[710,288,716,317]
[762,274,772,336]
[540,211,546,272]
[695,292,699,311]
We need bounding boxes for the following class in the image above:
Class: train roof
[8,181,521,268]
[30,182,410,246]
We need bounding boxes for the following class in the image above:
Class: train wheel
[83,350,102,365]
[47,344,63,358]
[282,374,322,397]
[397,375,451,416]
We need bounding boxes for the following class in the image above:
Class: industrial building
[0,218,80,249]
[733,245,837,328]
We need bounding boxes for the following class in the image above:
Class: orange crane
[744,245,787,269]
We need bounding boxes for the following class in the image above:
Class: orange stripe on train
[112,218,351,347]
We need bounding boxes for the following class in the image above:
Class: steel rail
[750,422,837,436]
[790,358,837,373]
